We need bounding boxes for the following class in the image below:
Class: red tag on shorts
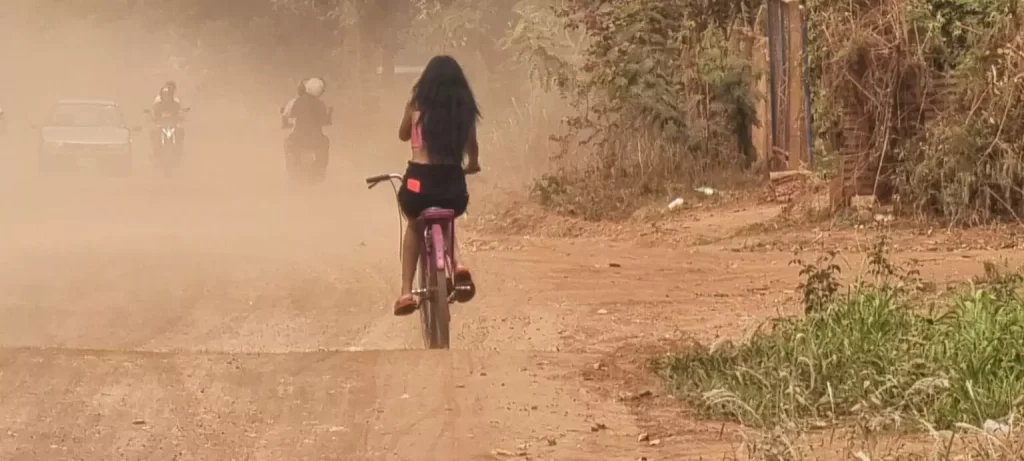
[407,178,422,193]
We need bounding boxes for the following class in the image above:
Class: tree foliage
[549,0,759,145]
[902,0,1024,224]
[24,0,766,220]
[807,0,1024,224]
[512,0,762,219]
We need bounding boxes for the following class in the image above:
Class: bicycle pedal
[452,283,476,304]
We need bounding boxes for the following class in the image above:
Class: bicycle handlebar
[365,168,479,189]
[365,173,404,189]
[366,170,476,261]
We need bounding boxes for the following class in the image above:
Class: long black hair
[412,55,480,165]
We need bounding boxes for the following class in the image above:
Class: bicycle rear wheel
[419,227,451,349]
[428,266,451,349]
[417,258,431,347]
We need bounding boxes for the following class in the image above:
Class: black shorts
[397,161,469,219]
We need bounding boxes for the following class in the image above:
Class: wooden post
[752,34,771,172]
[783,0,808,170]
[736,26,772,175]
[731,25,770,176]
[766,0,785,163]
[783,0,806,170]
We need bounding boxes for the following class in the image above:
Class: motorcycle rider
[151,81,185,153]
[281,77,332,179]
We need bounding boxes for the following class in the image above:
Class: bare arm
[281,97,296,128]
[464,125,480,173]
[398,101,414,142]
[282,97,297,118]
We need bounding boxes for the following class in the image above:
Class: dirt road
[0,151,699,461]
[7,5,1022,459]
[2,150,1021,461]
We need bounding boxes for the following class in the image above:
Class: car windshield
[49,103,123,128]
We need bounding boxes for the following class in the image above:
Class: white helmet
[304,77,325,98]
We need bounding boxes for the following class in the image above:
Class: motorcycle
[145,107,189,176]
[280,105,332,184]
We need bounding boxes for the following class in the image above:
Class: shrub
[660,237,1024,430]
[807,0,1024,223]
[507,0,763,220]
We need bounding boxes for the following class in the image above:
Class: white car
[37,100,138,174]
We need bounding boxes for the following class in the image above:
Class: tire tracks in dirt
[0,177,707,460]
[5,173,1020,459]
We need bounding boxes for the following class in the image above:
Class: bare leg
[450,228,459,267]
[394,219,423,316]
[400,219,421,297]
[451,222,477,303]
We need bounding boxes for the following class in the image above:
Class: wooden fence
[748,1,957,209]
[749,0,811,173]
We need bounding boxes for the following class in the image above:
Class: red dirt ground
[2,153,1019,461]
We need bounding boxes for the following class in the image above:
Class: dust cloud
[0,2,505,352]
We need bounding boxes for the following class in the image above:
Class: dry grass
[659,235,1024,460]
[507,1,765,221]
[809,0,1024,225]
[531,131,759,221]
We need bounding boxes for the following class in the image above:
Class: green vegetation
[519,0,1024,223]
[808,0,1024,224]
[660,237,1024,432]
[30,0,1024,224]
[519,0,763,220]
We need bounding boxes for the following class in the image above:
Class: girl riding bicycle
[393,55,481,316]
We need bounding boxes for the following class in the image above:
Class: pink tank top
[410,122,424,149]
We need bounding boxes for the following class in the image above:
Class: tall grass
[660,241,1024,431]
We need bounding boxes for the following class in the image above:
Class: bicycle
[365,172,474,349]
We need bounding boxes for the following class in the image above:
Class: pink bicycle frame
[420,210,456,282]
